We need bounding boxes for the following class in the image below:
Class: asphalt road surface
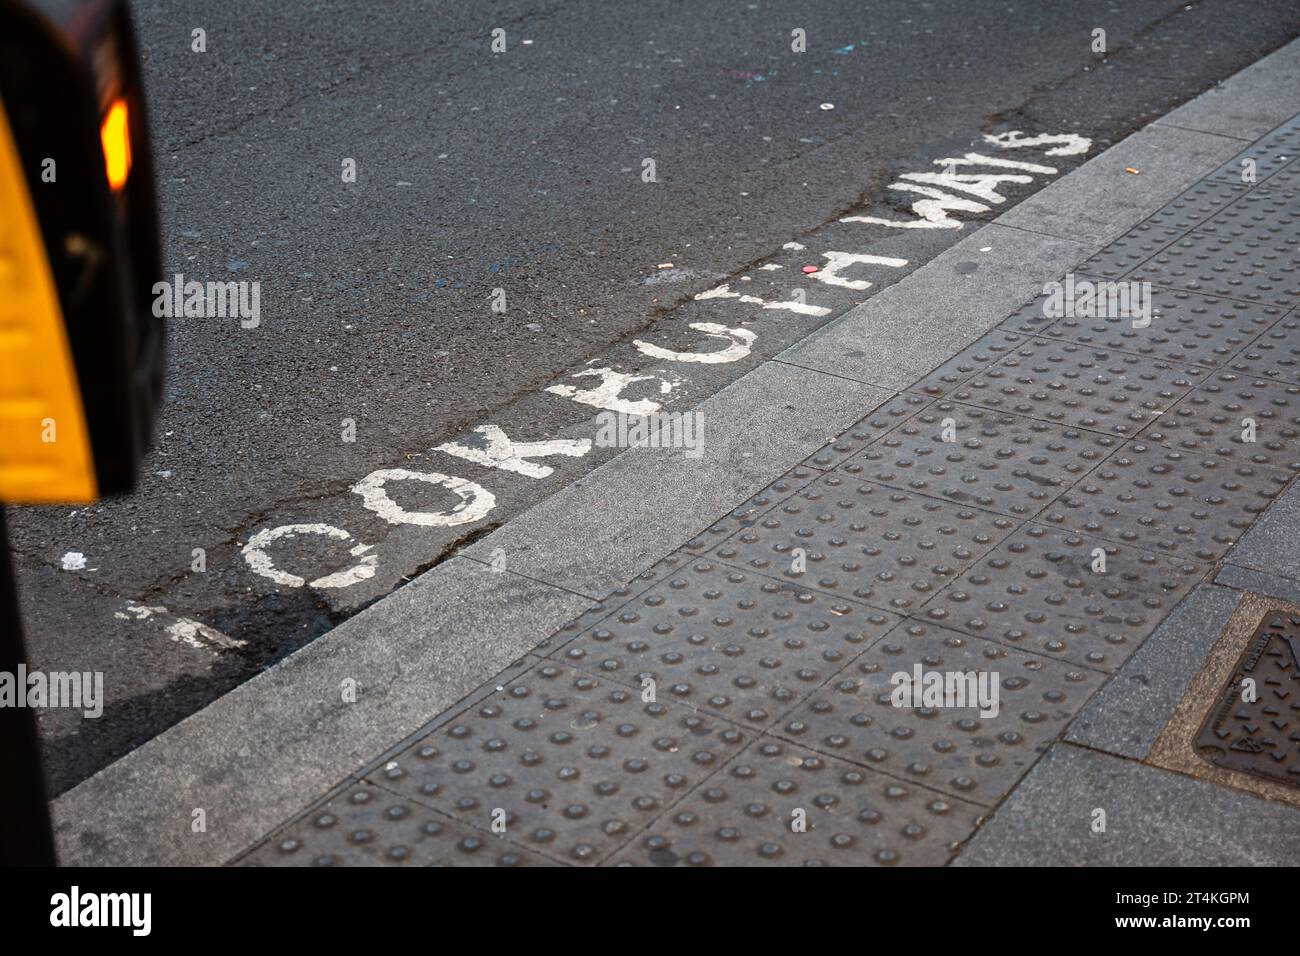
[9,0,1300,795]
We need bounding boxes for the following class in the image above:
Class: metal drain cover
[1195,611,1300,787]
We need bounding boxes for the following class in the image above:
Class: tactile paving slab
[906,328,1035,398]
[802,392,931,470]
[1134,191,1300,307]
[1224,312,1300,386]
[1140,371,1300,471]
[775,621,1098,804]
[683,466,820,554]
[997,289,1061,337]
[1210,116,1300,187]
[1196,185,1300,241]
[532,594,646,658]
[366,664,751,865]
[1045,440,1291,561]
[613,737,984,866]
[1263,160,1300,193]
[841,402,1120,518]
[919,524,1203,671]
[1195,610,1300,789]
[240,781,557,867]
[1034,290,1285,368]
[948,338,1205,437]
[712,472,1014,613]
[552,559,899,729]
[1074,179,1247,278]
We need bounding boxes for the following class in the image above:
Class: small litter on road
[819,102,835,111]
[61,552,87,571]
[1125,166,1141,174]
[802,264,819,273]
[657,262,674,268]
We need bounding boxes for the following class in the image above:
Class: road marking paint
[694,282,831,316]
[545,366,679,415]
[242,523,379,587]
[204,129,1093,595]
[634,322,756,364]
[898,169,1034,205]
[352,469,496,528]
[842,182,990,229]
[937,152,1058,175]
[436,424,592,479]
[808,252,909,291]
[116,603,247,651]
[984,130,1092,156]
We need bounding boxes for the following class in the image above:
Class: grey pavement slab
[1227,311,1300,386]
[1132,189,1300,309]
[1157,40,1300,141]
[1141,370,1300,472]
[953,742,1300,866]
[1220,473,1300,579]
[944,336,1210,438]
[464,361,892,598]
[1065,583,1240,759]
[1072,178,1250,278]
[840,402,1122,521]
[1215,564,1300,605]
[1209,115,1300,185]
[238,780,561,867]
[549,557,901,730]
[1044,439,1292,563]
[774,621,1104,808]
[1215,476,1300,602]
[614,736,986,867]
[995,124,1246,247]
[709,472,1018,615]
[776,225,1090,391]
[920,524,1206,673]
[51,557,591,866]
[1002,287,1286,369]
[360,663,756,865]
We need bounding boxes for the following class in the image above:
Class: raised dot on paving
[713,472,1015,614]
[613,737,984,866]
[841,402,1120,519]
[1139,370,1300,471]
[947,337,1206,437]
[238,781,556,867]
[775,619,1100,804]
[361,663,752,865]
[552,558,899,729]
[1043,440,1291,562]
[919,523,1203,671]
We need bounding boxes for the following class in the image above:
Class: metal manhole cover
[1195,611,1300,788]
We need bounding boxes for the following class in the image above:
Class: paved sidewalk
[47,37,1300,867]
[236,108,1300,866]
